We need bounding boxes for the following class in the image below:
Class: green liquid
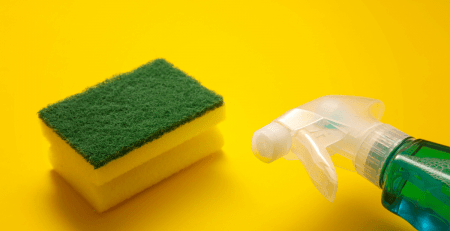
[381,139,450,231]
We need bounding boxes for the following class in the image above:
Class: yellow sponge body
[42,105,225,212]
[48,126,224,212]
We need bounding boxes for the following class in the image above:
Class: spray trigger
[291,129,338,201]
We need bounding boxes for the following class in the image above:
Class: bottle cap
[355,124,409,187]
[251,95,411,201]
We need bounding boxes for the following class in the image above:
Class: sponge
[39,59,225,212]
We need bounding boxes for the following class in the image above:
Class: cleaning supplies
[251,95,450,231]
[39,59,225,212]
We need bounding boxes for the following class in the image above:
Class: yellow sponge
[38,59,225,212]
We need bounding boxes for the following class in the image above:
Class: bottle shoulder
[380,138,450,230]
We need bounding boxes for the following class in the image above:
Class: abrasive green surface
[38,59,223,169]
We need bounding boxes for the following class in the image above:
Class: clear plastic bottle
[381,138,450,230]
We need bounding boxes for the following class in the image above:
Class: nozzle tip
[251,122,292,163]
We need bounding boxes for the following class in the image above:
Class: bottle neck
[379,137,416,189]
[354,124,410,188]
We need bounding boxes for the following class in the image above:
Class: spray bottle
[251,95,450,231]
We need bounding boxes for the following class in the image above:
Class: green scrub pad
[39,59,223,169]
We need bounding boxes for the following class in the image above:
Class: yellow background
[1,0,449,230]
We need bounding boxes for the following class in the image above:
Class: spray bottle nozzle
[251,95,407,202]
[251,122,292,163]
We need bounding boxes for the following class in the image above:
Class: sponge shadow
[48,150,228,231]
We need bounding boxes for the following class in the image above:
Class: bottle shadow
[325,201,411,231]
[282,191,414,231]
[47,150,229,231]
